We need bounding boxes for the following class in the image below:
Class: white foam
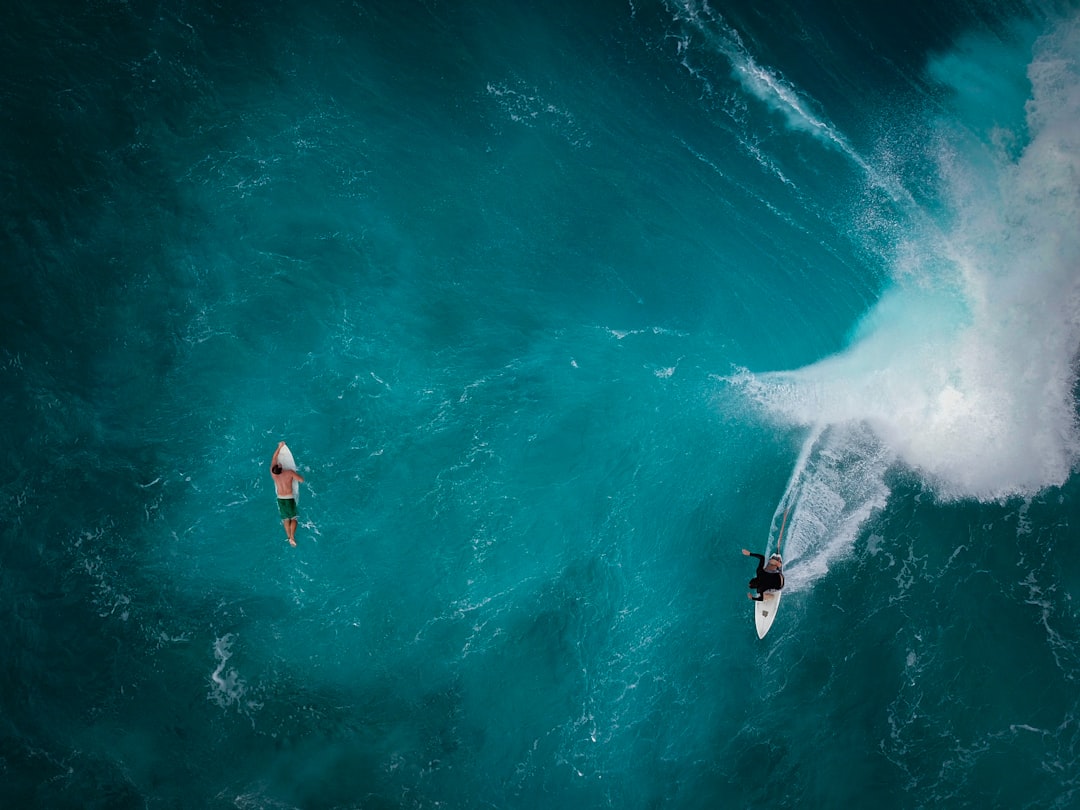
[724,13,1080,598]
[738,11,1080,504]
[758,422,893,589]
[484,80,592,148]
[208,633,247,709]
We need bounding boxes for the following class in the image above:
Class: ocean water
[3,0,1079,807]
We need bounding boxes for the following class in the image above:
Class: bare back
[271,468,303,498]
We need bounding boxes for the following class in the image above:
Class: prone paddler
[270,441,304,546]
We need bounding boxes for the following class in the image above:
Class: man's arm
[292,471,305,483]
[271,441,284,470]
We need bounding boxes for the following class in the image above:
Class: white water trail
[761,422,894,590]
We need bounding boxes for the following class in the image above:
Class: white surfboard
[754,507,789,638]
[277,443,299,503]
[754,590,781,639]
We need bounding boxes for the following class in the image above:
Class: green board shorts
[277,498,298,520]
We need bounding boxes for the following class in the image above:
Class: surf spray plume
[734,11,1080,576]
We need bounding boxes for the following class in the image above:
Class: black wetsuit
[748,553,784,601]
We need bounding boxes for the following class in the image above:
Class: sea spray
[711,13,1080,617]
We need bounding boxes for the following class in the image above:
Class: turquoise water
[3,0,1080,807]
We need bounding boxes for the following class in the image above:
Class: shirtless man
[271,441,305,546]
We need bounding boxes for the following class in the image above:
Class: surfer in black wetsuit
[742,549,784,601]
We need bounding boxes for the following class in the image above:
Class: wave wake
[665,0,917,206]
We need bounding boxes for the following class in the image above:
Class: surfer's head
[272,464,283,475]
[768,553,783,568]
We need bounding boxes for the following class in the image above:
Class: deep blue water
[3,1,1080,807]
